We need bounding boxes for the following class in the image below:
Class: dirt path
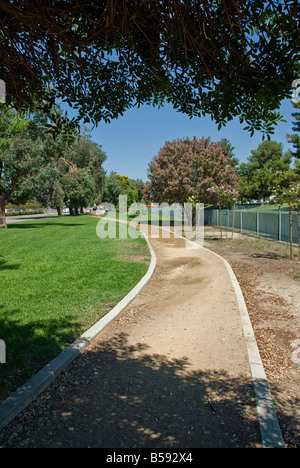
[0,228,263,448]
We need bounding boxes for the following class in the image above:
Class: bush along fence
[204,208,299,245]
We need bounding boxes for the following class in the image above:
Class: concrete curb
[0,230,156,433]
[206,248,285,448]
[160,227,285,448]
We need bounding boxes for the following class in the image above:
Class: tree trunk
[219,204,223,240]
[231,203,236,239]
[0,195,7,229]
[56,206,62,217]
[192,205,196,226]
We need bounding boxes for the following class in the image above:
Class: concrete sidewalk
[0,226,284,448]
[5,213,60,224]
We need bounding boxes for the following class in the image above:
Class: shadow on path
[0,333,261,448]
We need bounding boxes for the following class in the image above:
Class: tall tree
[102,172,142,208]
[63,167,96,215]
[237,163,255,203]
[67,134,107,206]
[143,137,238,205]
[1,1,299,136]
[131,178,145,202]
[275,174,300,260]
[287,109,300,171]
[31,157,66,217]
[219,138,239,169]
[32,133,107,216]
[102,172,125,207]
[0,108,44,228]
[238,140,292,203]
[0,104,107,221]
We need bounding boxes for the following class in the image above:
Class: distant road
[6,213,61,224]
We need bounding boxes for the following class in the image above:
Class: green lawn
[236,203,292,212]
[0,215,150,401]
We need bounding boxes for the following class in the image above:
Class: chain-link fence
[204,208,299,244]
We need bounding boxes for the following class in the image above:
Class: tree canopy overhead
[1,1,300,134]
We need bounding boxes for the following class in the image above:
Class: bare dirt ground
[204,227,300,448]
[0,226,265,449]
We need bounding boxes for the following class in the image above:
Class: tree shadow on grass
[0,333,268,448]
[0,304,83,403]
[7,222,86,229]
[0,258,20,271]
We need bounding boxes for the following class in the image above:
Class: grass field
[236,203,293,212]
[0,215,150,401]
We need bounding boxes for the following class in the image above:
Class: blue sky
[62,97,297,182]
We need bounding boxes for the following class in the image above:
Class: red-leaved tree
[143,137,239,205]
